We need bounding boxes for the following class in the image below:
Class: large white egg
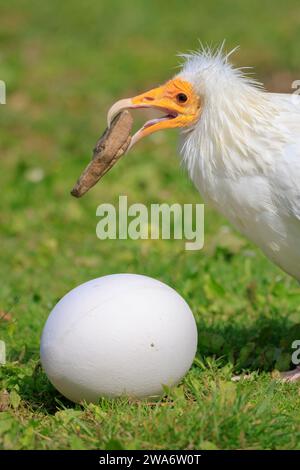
[40,274,198,403]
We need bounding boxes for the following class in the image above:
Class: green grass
[1,0,300,450]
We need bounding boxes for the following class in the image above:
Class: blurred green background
[1,0,300,450]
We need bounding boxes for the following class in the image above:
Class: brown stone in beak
[71,110,133,198]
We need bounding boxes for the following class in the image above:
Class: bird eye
[176,93,188,103]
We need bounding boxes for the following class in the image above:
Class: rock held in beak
[71,110,133,198]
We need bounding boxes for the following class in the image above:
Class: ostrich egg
[40,274,198,403]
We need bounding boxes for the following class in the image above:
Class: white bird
[107,46,300,381]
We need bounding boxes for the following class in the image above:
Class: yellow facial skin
[107,79,201,149]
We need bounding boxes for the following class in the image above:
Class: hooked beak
[107,79,201,151]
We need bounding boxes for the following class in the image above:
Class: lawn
[1,0,300,450]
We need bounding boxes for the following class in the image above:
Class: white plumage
[178,48,300,282]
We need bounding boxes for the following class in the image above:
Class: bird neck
[180,84,286,180]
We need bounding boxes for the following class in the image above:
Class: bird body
[179,54,300,281]
[107,46,300,282]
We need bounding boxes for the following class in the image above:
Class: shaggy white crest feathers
[178,46,296,176]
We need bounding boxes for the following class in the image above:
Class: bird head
[107,77,201,150]
[106,46,269,176]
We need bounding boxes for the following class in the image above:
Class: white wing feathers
[270,93,300,221]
